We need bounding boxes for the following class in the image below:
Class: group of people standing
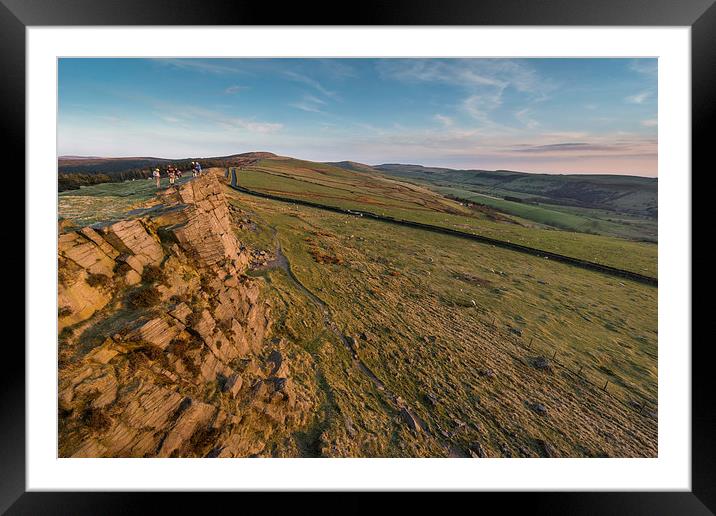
[151,161,202,188]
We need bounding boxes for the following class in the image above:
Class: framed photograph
[6,0,711,512]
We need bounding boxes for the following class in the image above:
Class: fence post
[528,338,533,349]
[602,380,609,391]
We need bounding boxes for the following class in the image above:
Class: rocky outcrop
[58,171,312,457]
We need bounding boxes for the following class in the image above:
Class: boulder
[528,401,548,416]
[58,232,116,277]
[222,373,243,397]
[531,356,551,370]
[125,317,179,350]
[400,408,421,433]
[157,400,216,457]
[104,219,163,266]
[58,271,111,330]
[469,443,487,458]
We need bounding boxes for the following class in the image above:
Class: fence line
[495,318,657,422]
[225,166,657,423]
[226,168,657,287]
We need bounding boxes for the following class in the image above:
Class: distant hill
[58,152,657,220]
[373,164,657,218]
[58,151,278,174]
[58,155,105,160]
[59,156,173,174]
[324,161,380,174]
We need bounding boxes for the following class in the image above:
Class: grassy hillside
[225,185,657,457]
[435,187,657,242]
[58,151,277,175]
[56,172,657,457]
[324,160,382,174]
[236,157,657,277]
[373,163,657,219]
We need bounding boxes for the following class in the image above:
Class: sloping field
[237,158,657,277]
[223,183,657,457]
[434,186,658,242]
[56,172,657,457]
[242,157,473,215]
[373,163,658,218]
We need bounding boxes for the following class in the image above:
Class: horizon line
[57,152,658,179]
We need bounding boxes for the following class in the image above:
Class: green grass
[55,173,658,456]
[433,186,658,242]
[58,175,194,227]
[235,158,657,277]
[372,163,658,219]
[226,186,658,457]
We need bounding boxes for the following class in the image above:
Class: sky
[58,58,658,176]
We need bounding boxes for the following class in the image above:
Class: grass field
[433,186,658,242]
[58,175,194,227]
[56,172,658,456]
[224,182,658,457]
[236,157,657,277]
[373,163,658,219]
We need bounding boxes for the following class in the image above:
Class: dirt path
[256,231,432,441]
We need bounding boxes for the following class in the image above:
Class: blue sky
[58,58,657,176]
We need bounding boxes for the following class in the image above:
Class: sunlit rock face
[58,172,311,458]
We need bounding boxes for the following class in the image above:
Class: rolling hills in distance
[59,152,657,276]
[327,161,657,243]
[60,153,657,237]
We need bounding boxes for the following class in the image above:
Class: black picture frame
[3,0,710,513]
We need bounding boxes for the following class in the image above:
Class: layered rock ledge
[58,171,311,457]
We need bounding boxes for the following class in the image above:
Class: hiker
[191,162,197,178]
[153,167,161,188]
[194,161,202,176]
[168,165,176,186]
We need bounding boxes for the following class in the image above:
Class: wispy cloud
[191,109,283,134]
[98,115,121,123]
[515,108,539,129]
[225,85,249,94]
[317,59,357,78]
[630,59,658,76]
[290,94,326,113]
[379,59,506,88]
[238,119,283,133]
[379,59,554,126]
[513,142,615,153]
[507,138,657,158]
[283,71,337,99]
[155,58,243,75]
[462,93,503,123]
[641,118,658,127]
[142,96,283,134]
[626,91,652,104]
[434,114,454,127]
